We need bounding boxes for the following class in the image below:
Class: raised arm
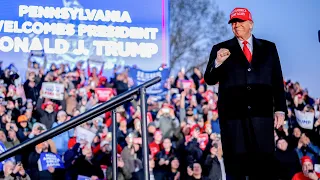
[204,45,229,85]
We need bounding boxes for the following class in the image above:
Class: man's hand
[274,112,285,129]
[174,172,180,180]
[216,48,231,65]
[315,119,320,127]
[13,163,21,174]
[165,160,170,165]
[48,166,55,173]
[18,165,26,176]
[159,158,165,165]
[91,176,99,180]
[308,171,319,180]
[187,166,193,176]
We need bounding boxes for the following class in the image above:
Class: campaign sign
[185,133,209,151]
[129,68,170,100]
[75,126,96,146]
[95,88,113,102]
[38,152,64,171]
[42,82,65,100]
[295,109,315,130]
[181,80,193,89]
[0,142,15,171]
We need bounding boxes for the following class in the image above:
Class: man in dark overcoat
[204,7,287,180]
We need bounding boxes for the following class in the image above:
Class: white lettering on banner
[0,20,76,36]
[294,109,315,130]
[77,24,158,39]
[0,36,70,54]
[93,41,158,58]
[43,154,61,167]
[0,4,162,58]
[137,71,162,81]
[136,70,163,94]
[0,20,159,40]
[41,82,65,100]
[19,5,132,23]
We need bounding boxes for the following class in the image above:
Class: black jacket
[204,36,287,120]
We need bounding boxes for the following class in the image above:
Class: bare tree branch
[170,0,229,74]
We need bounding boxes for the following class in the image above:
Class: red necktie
[242,41,252,63]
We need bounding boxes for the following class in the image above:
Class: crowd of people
[0,54,318,180]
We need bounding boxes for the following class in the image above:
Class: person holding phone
[2,161,31,179]
[292,156,320,180]
[204,7,287,179]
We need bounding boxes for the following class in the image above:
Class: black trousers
[220,117,276,177]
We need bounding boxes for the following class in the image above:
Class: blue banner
[0,0,170,78]
[38,152,64,171]
[0,142,15,171]
[129,68,170,100]
[77,175,91,180]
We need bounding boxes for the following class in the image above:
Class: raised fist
[216,48,231,65]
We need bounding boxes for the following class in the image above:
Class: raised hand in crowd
[314,118,320,127]
[6,122,18,132]
[174,172,180,180]
[187,165,193,177]
[35,143,42,154]
[48,166,55,173]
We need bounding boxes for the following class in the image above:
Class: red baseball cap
[228,7,253,24]
[301,156,313,164]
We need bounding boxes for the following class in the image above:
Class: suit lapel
[251,35,262,66]
[229,36,249,65]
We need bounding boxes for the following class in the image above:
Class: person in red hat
[292,156,320,180]
[204,7,287,179]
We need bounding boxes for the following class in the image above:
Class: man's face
[198,119,204,128]
[0,131,6,142]
[154,132,162,142]
[57,114,67,123]
[101,144,111,153]
[294,128,301,138]
[148,125,156,134]
[46,105,54,113]
[302,162,313,176]
[69,89,76,96]
[8,130,16,140]
[0,105,5,113]
[231,20,253,40]
[163,138,171,149]
[212,112,219,120]
[193,163,202,176]
[29,73,35,81]
[4,161,14,175]
[210,146,218,155]
[277,139,288,151]
[171,159,179,169]
[6,101,14,109]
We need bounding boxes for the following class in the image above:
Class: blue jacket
[211,119,221,134]
[52,122,74,156]
[296,142,320,164]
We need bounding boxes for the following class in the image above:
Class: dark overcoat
[204,36,287,176]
